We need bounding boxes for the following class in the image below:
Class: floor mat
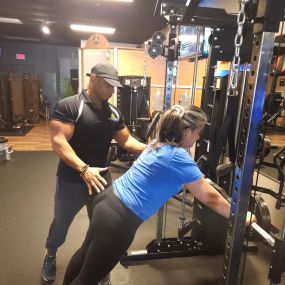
[0,151,284,285]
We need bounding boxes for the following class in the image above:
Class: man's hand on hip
[82,167,108,195]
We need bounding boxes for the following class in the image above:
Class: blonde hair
[150,105,207,148]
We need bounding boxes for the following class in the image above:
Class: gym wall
[80,46,207,112]
[177,59,207,107]
[0,40,78,111]
[117,48,165,112]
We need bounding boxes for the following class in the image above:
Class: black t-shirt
[52,90,125,179]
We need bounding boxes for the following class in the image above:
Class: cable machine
[121,1,253,265]
[122,1,285,284]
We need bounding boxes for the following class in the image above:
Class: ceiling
[0,0,187,47]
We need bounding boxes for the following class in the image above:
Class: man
[41,62,146,284]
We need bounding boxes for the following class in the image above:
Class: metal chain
[227,0,249,95]
[143,42,148,88]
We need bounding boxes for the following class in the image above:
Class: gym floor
[0,150,284,285]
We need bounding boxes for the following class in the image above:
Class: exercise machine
[122,1,285,284]
[107,111,161,170]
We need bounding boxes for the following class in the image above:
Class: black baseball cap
[86,62,123,88]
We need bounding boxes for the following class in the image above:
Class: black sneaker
[98,273,111,285]
[41,254,56,282]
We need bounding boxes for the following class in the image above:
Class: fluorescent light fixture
[98,0,133,2]
[3,35,41,42]
[185,0,191,6]
[0,17,23,24]
[42,25,50,35]
[70,24,115,34]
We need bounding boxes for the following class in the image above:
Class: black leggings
[46,171,112,255]
[63,186,142,285]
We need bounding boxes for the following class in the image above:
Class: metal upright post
[222,29,276,285]
[156,7,181,240]
[164,61,175,110]
[281,212,285,243]
[191,26,201,106]
[194,38,217,161]
[222,0,285,283]
[164,18,178,110]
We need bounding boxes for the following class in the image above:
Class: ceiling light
[42,25,50,35]
[185,0,191,6]
[98,0,133,2]
[0,17,23,24]
[3,35,40,42]
[70,24,115,34]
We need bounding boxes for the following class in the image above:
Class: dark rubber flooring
[0,151,284,285]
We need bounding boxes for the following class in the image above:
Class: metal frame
[121,2,285,283]
[194,26,253,162]
[223,29,275,285]
[222,0,285,283]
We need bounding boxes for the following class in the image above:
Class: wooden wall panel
[10,73,25,120]
[30,75,41,122]
[0,72,12,122]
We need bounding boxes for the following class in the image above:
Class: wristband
[79,164,89,176]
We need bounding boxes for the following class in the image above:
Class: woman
[63,105,253,285]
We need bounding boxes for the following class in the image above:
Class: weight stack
[191,198,228,254]
[118,76,151,128]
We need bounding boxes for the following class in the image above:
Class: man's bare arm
[113,127,146,154]
[50,119,107,194]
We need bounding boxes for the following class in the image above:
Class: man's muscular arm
[113,127,146,154]
[50,119,107,194]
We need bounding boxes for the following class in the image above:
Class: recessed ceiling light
[0,17,23,24]
[42,25,50,35]
[70,24,115,34]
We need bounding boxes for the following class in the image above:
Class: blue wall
[0,40,79,111]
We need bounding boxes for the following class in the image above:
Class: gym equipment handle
[251,222,275,247]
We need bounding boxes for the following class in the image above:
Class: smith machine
[217,0,285,283]
[121,0,285,284]
[123,0,240,264]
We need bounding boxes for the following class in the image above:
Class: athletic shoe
[41,253,56,282]
[99,273,111,285]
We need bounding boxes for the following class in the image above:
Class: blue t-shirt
[113,145,203,221]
